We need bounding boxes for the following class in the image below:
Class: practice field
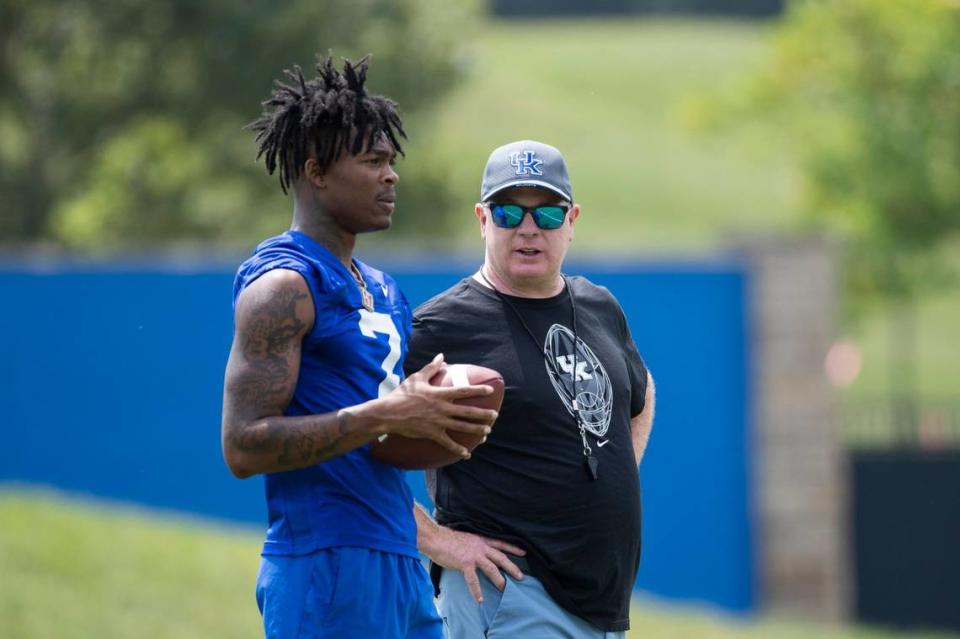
[3,489,957,639]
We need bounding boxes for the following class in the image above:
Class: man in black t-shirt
[407,140,656,638]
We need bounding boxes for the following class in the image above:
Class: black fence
[851,450,960,632]
[844,399,960,450]
[491,0,784,18]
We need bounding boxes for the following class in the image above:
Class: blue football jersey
[233,230,418,558]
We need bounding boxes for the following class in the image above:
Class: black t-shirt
[405,276,648,632]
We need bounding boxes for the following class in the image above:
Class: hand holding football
[369,364,504,470]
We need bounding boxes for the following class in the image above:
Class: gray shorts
[437,566,625,639]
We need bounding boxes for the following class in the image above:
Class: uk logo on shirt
[510,150,543,176]
[543,324,613,439]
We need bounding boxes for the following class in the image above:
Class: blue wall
[0,258,752,611]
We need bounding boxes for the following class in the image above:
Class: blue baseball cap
[480,140,573,203]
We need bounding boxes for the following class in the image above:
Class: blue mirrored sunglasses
[487,203,569,230]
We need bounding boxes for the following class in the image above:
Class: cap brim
[482,179,571,203]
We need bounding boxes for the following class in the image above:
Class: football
[368,364,505,470]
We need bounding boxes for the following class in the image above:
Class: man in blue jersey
[221,56,498,639]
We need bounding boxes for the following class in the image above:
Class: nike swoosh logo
[380,284,389,297]
[597,439,610,448]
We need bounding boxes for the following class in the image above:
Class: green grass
[629,605,959,639]
[0,488,263,639]
[3,489,957,639]
[402,18,801,252]
[845,289,960,403]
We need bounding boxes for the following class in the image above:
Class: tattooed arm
[221,269,499,479]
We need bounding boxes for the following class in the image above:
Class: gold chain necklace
[349,261,375,312]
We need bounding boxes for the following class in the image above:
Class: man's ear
[568,203,581,241]
[303,158,324,189]
[475,203,487,239]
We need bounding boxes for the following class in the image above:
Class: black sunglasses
[487,203,570,230]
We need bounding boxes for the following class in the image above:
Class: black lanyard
[477,270,599,480]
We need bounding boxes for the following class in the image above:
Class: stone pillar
[742,238,849,621]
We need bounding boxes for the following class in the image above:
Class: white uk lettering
[555,355,593,381]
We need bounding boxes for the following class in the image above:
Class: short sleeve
[404,315,442,378]
[233,253,311,306]
[233,249,335,338]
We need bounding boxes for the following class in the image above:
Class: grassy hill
[2,489,957,639]
[403,18,801,252]
[0,490,263,639]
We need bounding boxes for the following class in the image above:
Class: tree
[698,0,960,430]
[769,0,958,292]
[0,0,482,250]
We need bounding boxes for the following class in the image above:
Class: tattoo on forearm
[275,412,352,467]
[233,410,356,470]
[338,410,351,436]
[277,429,317,466]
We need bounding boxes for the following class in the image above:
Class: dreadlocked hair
[249,55,406,194]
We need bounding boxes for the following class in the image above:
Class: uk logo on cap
[510,150,543,176]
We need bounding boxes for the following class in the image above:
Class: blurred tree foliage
[491,0,783,18]
[693,0,960,305]
[0,0,482,251]
[690,0,960,419]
